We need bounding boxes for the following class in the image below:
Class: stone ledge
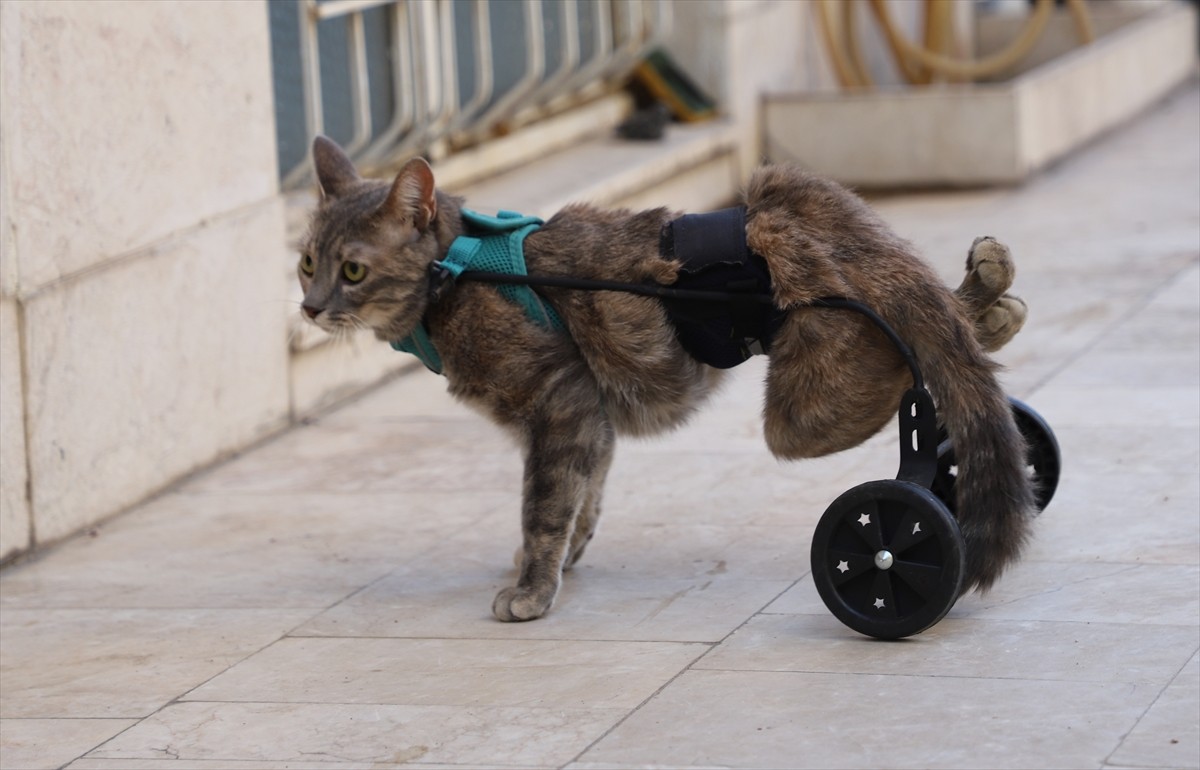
[764,2,1198,187]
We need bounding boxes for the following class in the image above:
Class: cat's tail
[904,287,1036,593]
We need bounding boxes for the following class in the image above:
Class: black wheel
[1009,398,1060,511]
[931,429,956,514]
[930,397,1061,514]
[811,480,964,640]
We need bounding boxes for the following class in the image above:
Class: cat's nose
[301,304,322,319]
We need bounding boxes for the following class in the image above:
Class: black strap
[455,270,924,391]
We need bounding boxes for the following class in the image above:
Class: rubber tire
[932,397,1062,514]
[1009,398,1061,511]
[811,480,964,640]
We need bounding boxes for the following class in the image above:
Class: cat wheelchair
[804,301,1060,639]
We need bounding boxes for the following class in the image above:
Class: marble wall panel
[0,2,21,298]
[1,0,279,292]
[0,296,30,560]
[22,201,291,543]
[0,118,14,299]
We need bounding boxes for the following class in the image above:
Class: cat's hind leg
[761,312,908,460]
[956,236,1027,353]
[493,387,613,622]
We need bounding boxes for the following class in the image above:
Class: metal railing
[280,0,671,189]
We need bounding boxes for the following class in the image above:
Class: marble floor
[2,84,1197,770]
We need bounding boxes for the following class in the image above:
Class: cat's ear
[312,135,360,200]
[383,157,437,231]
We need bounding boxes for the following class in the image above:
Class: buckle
[427,261,456,304]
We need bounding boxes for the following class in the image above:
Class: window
[268,0,671,188]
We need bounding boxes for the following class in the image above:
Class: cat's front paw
[492,586,555,622]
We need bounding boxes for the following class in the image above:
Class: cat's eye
[299,254,315,276]
[342,261,367,283]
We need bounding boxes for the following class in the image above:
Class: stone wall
[0,0,292,559]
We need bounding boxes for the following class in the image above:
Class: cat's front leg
[566,423,614,570]
[493,405,611,622]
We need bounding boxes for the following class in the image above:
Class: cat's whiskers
[343,309,372,329]
[316,309,373,345]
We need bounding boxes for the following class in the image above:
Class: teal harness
[391,208,564,374]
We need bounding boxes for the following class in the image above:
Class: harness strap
[392,208,563,375]
[390,325,443,373]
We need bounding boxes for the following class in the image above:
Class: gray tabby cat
[299,136,1033,622]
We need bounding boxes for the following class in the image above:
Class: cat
[299,135,1034,622]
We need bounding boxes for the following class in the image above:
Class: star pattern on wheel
[857,513,871,527]
[836,560,849,574]
[912,521,922,535]
[874,597,886,610]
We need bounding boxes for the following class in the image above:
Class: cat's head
[297,136,446,341]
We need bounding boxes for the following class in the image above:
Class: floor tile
[1149,262,1199,311]
[288,503,798,642]
[0,609,310,718]
[0,491,510,610]
[188,417,523,496]
[1029,386,1200,428]
[761,573,834,616]
[296,564,790,643]
[1037,466,1196,526]
[69,758,544,762]
[570,669,1156,769]
[1104,302,1200,353]
[1050,349,1199,388]
[994,268,1175,357]
[1108,652,1200,770]
[71,758,544,762]
[1025,483,1199,565]
[183,636,707,710]
[1021,460,1199,565]
[603,448,869,529]
[1050,424,1199,478]
[992,293,1195,395]
[0,718,136,770]
[954,562,1200,626]
[70,758,427,762]
[575,522,812,582]
[84,700,619,767]
[439,503,818,583]
[697,614,1197,686]
[765,562,1200,627]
